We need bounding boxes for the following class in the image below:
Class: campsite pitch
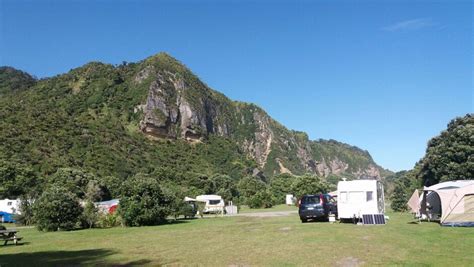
[1,210,473,266]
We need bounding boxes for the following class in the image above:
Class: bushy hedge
[269,173,294,204]
[246,189,275,209]
[33,185,83,231]
[118,174,173,226]
[291,174,328,198]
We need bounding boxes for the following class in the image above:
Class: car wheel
[301,218,308,223]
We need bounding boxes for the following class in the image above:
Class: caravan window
[349,191,365,203]
[208,200,221,205]
[7,202,12,206]
[366,191,373,201]
[340,192,347,203]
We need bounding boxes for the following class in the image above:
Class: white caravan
[195,195,225,213]
[0,199,20,214]
[337,179,385,220]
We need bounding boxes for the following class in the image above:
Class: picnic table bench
[0,229,22,245]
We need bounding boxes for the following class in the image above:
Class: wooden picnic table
[0,229,22,245]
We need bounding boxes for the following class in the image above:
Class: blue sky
[1,0,472,171]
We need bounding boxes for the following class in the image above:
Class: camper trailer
[337,179,385,220]
[0,199,20,214]
[195,195,225,214]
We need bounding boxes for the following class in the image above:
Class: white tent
[407,189,420,214]
[412,180,474,227]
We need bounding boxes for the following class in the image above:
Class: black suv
[298,194,337,223]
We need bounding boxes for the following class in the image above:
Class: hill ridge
[0,53,391,183]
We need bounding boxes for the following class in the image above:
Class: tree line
[1,161,329,231]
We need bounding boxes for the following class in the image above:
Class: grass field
[1,210,473,266]
[239,204,297,213]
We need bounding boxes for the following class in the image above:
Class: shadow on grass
[2,241,31,246]
[303,218,331,223]
[164,218,194,225]
[0,249,151,266]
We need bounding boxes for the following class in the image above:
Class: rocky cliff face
[134,53,387,179]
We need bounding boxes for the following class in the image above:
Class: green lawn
[1,211,473,266]
[238,204,297,213]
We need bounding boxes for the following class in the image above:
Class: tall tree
[269,173,294,204]
[118,173,173,226]
[291,174,328,198]
[415,114,473,186]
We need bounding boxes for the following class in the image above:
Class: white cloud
[383,18,435,32]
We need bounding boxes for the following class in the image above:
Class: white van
[337,179,385,220]
[195,195,225,213]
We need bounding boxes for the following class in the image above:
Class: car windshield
[302,196,320,204]
[208,200,220,205]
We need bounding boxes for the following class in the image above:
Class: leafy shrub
[168,196,190,219]
[237,176,271,208]
[159,182,195,219]
[391,184,408,212]
[48,168,96,199]
[291,174,328,198]
[82,201,99,228]
[13,197,35,226]
[390,171,418,212]
[210,174,238,201]
[33,185,83,231]
[98,212,122,228]
[246,190,275,209]
[269,173,294,204]
[237,176,266,199]
[118,174,173,226]
[176,202,197,219]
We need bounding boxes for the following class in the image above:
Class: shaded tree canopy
[291,174,329,198]
[119,173,173,226]
[416,114,473,186]
[33,185,83,231]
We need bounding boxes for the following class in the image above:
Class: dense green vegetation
[290,174,329,197]
[0,53,387,200]
[388,171,418,211]
[390,114,473,211]
[416,114,473,186]
[0,53,397,229]
[33,185,83,231]
[118,174,171,226]
[0,66,36,95]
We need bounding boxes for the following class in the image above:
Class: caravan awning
[184,197,206,202]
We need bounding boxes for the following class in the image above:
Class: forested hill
[0,53,390,197]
